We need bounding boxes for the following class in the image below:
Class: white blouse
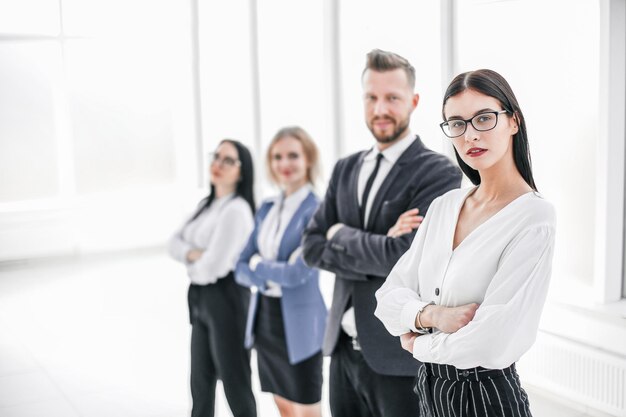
[375,187,556,370]
[168,195,254,285]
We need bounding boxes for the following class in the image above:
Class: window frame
[597,0,626,302]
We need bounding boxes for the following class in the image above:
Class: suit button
[435,288,440,296]
[461,370,470,377]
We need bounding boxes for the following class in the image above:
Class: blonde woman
[236,126,326,417]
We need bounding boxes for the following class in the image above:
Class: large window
[339,1,446,157]
[0,41,61,202]
[454,0,601,299]
[196,0,257,180]
[256,0,331,193]
[197,0,334,198]
[2,0,625,306]
[0,0,196,259]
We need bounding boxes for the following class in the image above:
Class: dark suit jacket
[302,136,462,377]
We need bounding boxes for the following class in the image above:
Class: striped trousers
[414,363,532,417]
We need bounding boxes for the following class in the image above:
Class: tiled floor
[0,249,609,417]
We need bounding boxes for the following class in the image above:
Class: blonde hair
[266,126,320,186]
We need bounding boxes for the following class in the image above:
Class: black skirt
[254,294,323,404]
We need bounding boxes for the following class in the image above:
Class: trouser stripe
[413,362,532,417]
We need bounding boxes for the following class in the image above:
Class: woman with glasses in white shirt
[236,126,326,417]
[375,69,556,417]
[169,139,257,417]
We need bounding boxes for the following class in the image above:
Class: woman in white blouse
[375,69,556,417]
[236,126,326,417]
[169,139,257,417]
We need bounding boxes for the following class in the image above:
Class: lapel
[351,151,368,227]
[365,136,422,230]
[258,200,275,221]
[277,191,316,261]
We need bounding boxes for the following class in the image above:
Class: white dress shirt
[256,184,311,297]
[357,131,416,226]
[375,187,556,369]
[341,131,416,338]
[168,194,254,285]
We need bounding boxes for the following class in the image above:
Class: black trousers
[188,275,257,417]
[329,332,420,417]
[414,362,532,417]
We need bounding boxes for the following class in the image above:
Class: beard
[368,115,410,144]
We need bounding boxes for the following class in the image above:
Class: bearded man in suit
[302,49,462,417]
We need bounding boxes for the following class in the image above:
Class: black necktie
[360,153,384,227]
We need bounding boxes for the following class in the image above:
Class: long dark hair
[189,139,255,222]
[442,69,537,191]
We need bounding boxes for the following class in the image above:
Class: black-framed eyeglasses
[208,152,241,168]
[440,110,509,138]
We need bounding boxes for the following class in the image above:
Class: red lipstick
[466,147,487,157]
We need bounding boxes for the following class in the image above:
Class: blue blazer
[235,191,327,364]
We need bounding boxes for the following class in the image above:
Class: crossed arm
[376,221,556,369]
[302,204,422,279]
[398,304,479,354]
[168,204,253,285]
[235,206,321,290]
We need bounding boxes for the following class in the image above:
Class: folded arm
[235,214,266,288]
[251,248,318,288]
[301,163,369,281]
[374,207,433,334]
[329,166,460,277]
[168,228,194,264]
[189,204,253,285]
[411,225,556,369]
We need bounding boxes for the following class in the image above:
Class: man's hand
[186,249,204,263]
[326,223,345,240]
[400,332,418,354]
[421,303,479,334]
[387,208,423,238]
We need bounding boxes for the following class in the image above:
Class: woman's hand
[387,208,423,238]
[186,249,204,263]
[400,332,418,354]
[249,254,263,271]
[421,303,479,334]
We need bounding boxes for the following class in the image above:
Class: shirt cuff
[173,241,193,264]
[249,254,263,271]
[326,223,345,240]
[412,333,434,363]
[288,247,302,265]
[401,299,428,333]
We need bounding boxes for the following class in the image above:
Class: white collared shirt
[168,194,254,285]
[375,187,556,369]
[357,130,416,227]
[342,131,416,338]
[257,184,311,297]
